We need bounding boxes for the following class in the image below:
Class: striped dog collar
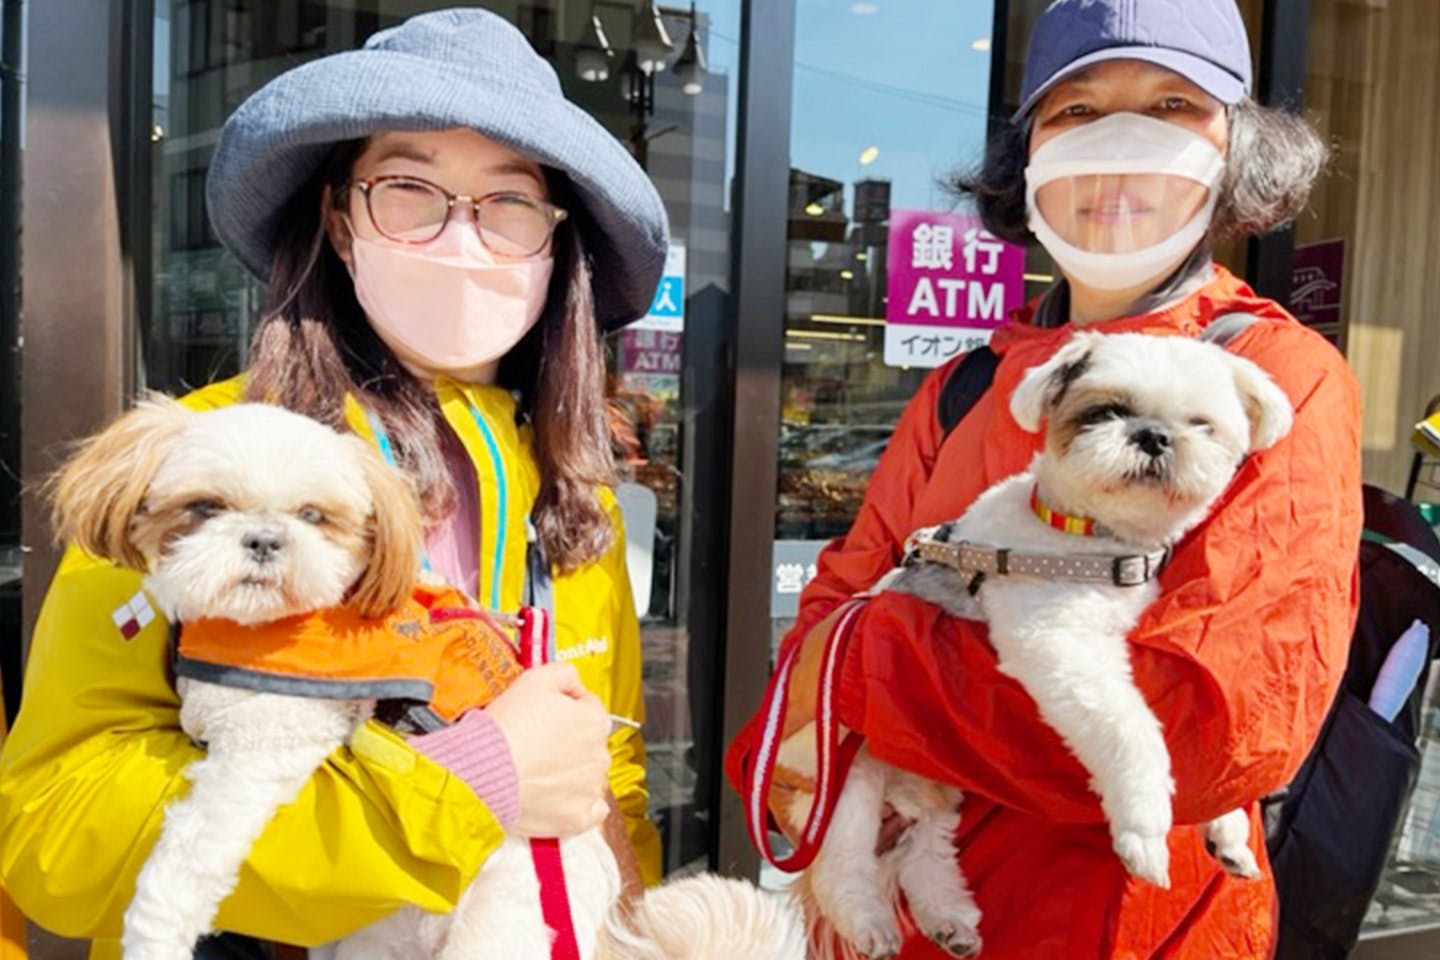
[1030,486,1112,538]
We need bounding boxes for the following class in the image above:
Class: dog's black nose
[242,531,284,563]
[1131,428,1171,458]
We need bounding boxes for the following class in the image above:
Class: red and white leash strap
[517,604,550,672]
[515,605,581,960]
[745,598,867,873]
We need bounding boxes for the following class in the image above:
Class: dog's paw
[857,929,904,960]
[1202,810,1261,880]
[838,915,903,960]
[1205,836,1261,879]
[909,893,981,958]
[1113,830,1170,888]
[925,922,983,958]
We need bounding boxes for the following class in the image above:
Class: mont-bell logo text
[556,635,610,662]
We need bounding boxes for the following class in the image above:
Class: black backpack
[936,331,1440,960]
[1265,487,1440,959]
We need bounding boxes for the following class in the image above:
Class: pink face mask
[346,222,554,378]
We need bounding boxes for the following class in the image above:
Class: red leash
[744,599,867,872]
[517,605,581,960]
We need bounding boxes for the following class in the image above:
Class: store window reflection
[149,0,740,875]
[773,0,994,631]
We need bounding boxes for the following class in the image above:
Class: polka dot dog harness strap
[902,489,1172,590]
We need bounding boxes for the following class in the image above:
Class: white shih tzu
[50,400,804,960]
[780,332,1293,959]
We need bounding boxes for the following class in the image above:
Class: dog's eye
[1080,403,1133,426]
[186,499,223,519]
[298,506,325,525]
[1188,416,1215,433]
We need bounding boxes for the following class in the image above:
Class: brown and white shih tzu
[50,399,804,960]
[781,332,1292,959]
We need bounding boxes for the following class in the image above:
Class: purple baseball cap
[1016,0,1253,120]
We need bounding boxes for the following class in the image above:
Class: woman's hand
[487,663,612,838]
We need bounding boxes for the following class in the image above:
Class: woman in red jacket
[729,1,1360,957]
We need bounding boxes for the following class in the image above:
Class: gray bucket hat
[1016,0,1252,120]
[206,7,669,331]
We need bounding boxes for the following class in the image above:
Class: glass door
[771,0,996,651]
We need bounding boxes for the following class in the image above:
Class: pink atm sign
[885,209,1025,368]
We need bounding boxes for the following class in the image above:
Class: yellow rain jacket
[0,376,659,958]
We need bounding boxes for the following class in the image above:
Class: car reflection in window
[777,425,892,541]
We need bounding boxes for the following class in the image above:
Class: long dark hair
[243,141,616,572]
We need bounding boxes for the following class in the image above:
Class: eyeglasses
[343,175,568,258]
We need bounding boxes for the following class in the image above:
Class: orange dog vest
[174,585,523,723]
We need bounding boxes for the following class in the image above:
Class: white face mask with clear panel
[1024,112,1226,292]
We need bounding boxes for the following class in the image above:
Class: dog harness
[178,592,586,960]
[174,584,523,723]
[900,488,1172,590]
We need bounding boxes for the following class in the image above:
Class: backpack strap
[934,312,1264,443]
[936,345,1000,440]
[1200,311,1261,348]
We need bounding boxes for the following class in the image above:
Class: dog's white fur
[51,400,803,960]
[781,332,1293,959]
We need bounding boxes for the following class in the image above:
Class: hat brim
[207,49,668,331]
[1014,46,1248,121]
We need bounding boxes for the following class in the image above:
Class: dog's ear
[47,397,193,571]
[1227,353,1294,452]
[1009,332,1101,434]
[347,438,423,619]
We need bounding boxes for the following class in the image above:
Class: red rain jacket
[729,267,1363,959]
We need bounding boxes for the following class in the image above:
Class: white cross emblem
[111,591,155,641]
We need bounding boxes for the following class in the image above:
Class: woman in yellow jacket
[0,9,665,957]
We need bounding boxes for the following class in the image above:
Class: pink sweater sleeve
[410,709,520,829]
